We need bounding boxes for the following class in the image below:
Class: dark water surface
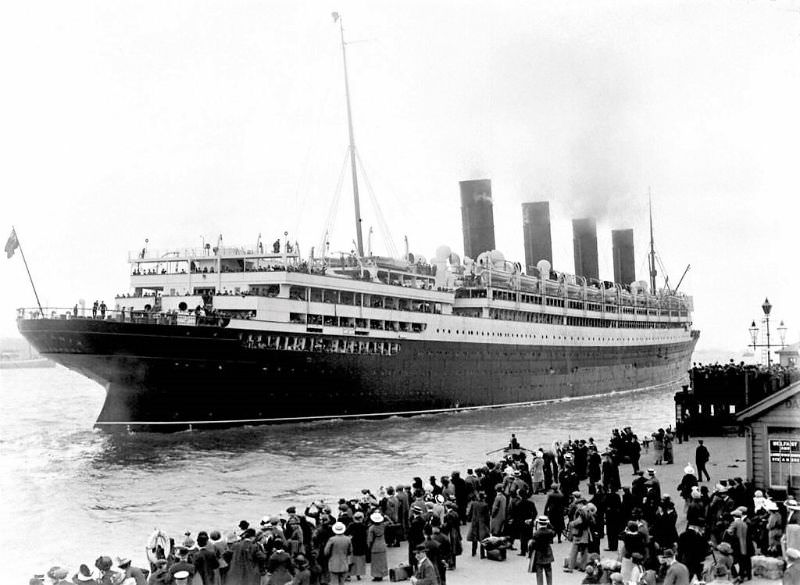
[0,366,679,581]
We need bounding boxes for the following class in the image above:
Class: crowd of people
[29,428,800,585]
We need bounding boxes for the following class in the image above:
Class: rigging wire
[355,148,399,258]
[319,149,351,257]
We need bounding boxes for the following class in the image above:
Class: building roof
[735,380,800,422]
[777,341,799,355]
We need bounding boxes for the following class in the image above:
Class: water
[0,365,679,582]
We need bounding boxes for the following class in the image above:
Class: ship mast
[333,12,364,257]
[648,190,657,294]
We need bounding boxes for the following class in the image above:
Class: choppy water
[0,365,679,582]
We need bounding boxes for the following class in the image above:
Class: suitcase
[389,564,413,582]
[486,548,507,561]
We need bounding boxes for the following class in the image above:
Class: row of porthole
[432,328,674,343]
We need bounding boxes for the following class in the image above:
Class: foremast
[332,12,364,257]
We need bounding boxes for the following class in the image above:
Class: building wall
[746,395,800,496]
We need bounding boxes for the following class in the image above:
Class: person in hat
[490,483,507,536]
[784,549,800,585]
[677,520,709,581]
[346,511,367,580]
[325,522,353,585]
[677,465,698,509]
[266,539,294,585]
[71,564,99,585]
[619,520,647,581]
[290,554,311,585]
[786,499,800,556]
[726,507,752,581]
[527,516,555,585]
[227,528,266,585]
[192,532,220,585]
[543,484,567,544]
[705,542,734,582]
[238,520,251,538]
[46,567,70,585]
[169,547,196,584]
[367,511,389,581]
[116,557,146,585]
[94,557,122,585]
[695,440,711,482]
[145,559,169,585]
[466,491,490,559]
[764,499,784,556]
[410,545,439,585]
[659,548,690,585]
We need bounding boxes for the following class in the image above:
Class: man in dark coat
[192,532,220,585]
[602,452,621,493]
[227,529,266,585]
[543,485,567,544]
[632,470,648,506]
[411,545,440,585]
[422,526,444,585]
[450,471,468,521]
[528,516,556,585]
[396,484,410,539]
[604,489,624,551]
[466,492,490,558]
[695,440,711,482]
[542,449,557,489]
[408,505,428,566]
[558,464,579,496]
[588,447,602,489]
[677,522,709,581]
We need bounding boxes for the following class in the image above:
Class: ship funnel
[612,229,636,286]
[459,179,496,259]
[572,218,599,281]
[522,201,553,273]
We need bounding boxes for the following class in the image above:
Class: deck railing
[16,307,226,328]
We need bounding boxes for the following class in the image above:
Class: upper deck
[122,243,693,329]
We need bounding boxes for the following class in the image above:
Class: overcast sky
[1,0,798,353]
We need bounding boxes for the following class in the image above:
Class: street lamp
[778,320,788,346]
[748,297,787,367]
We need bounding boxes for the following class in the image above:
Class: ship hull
[18,318,699,432]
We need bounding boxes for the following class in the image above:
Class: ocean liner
[15,16,698,431]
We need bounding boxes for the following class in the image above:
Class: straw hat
[785,499,800,511]
[684,465,695,474]
[73,564,95,583]
[370,511,385,523]
[332,522,346,534]
[47,567,68,580]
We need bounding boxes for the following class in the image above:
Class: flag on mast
[5,228,18,258]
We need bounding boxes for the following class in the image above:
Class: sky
[1,0,798,354]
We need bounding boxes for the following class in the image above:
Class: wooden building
[736,380,800,498]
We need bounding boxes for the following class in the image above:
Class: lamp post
[748,298,787,367]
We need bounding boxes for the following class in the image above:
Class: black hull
[18,319,699,432]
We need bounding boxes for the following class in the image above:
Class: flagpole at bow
[6,226,45,317]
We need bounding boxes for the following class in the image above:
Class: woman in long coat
[346,512,368,580]
[467,491,490,558]
[490,484,507,536]
[367,511,389,580]
[531,453,546,494]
